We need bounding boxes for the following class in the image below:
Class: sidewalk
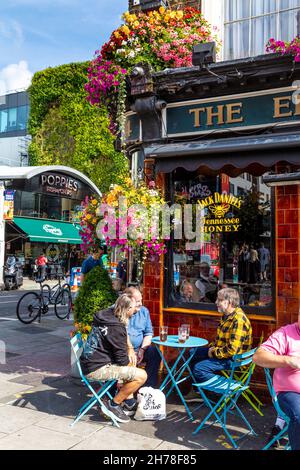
[0,307,277,450]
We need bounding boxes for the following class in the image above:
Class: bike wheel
[55,288,72,320]
[16,292,41,324]
[42,284,51,305]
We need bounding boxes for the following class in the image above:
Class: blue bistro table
[152,335,208,420]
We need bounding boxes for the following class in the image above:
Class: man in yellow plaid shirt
[188,288,252,389]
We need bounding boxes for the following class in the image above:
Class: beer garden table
[152,335,208,421]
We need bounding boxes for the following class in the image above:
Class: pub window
[166,169,274,315]
[224,0,300,60]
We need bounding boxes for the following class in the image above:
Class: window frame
[223,0,300,59]
[164,172,276,317]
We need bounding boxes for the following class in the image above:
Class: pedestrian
[253,311,300,450]
[35,251,48,280]
[80,246,104,284]
[80,293,147,422]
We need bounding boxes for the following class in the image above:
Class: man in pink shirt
[253,311,300,450]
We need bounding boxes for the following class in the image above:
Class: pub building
[125,52,300,390]
[1,166,101,277]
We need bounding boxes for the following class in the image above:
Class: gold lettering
[189,108,206,128]
[206,105,225,126]
[273,96,292,118]
[226,103,244,124]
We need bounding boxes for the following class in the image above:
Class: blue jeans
[278,391,300,450]
[143,345,161,388]
[190,347,233,384]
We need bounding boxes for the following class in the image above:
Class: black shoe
[265,425,284,449]
[102,399,130,423]
[122,399,138,416]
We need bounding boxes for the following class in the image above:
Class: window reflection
[0,105,29,134]
[170,171,273,310]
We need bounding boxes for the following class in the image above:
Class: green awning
[13,217,82,244]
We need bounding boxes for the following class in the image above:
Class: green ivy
[74,266,118,326]
[28,62,128,193]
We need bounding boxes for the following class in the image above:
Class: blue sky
[0,0,128,93]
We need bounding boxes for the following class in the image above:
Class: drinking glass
[178,326,187,344]
[159,325,168,342]
[181,324,190,340]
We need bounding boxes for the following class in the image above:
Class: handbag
[134,386,166,421]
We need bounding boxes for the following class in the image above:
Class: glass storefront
[166,169,273,315]
[13,191,83,222]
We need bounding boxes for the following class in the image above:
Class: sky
[0,0,128,94]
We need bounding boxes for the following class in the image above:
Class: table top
[152,335,208,348]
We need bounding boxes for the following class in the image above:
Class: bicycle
[16,277,72,324]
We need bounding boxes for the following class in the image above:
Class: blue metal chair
[192,348,257,449]
[70,333,119,427]
[263,368,290,450]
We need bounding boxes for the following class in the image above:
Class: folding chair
[192,348,257,449]
[220,339,264,416]
[262,368,290,450]
[70,333,119,427]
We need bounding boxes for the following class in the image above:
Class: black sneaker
[265,425,284,449]
[122,399,138,416]
[101,399,130,423]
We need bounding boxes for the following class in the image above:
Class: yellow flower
[114,31,121,39]
[170,11,176,19]
[133,20,139,28]
[92,218,97,224]
[86,214,92,220]
[177,10,184,19]
[91,199,98,206]
[159,6,165,14]
[121,25,130,35]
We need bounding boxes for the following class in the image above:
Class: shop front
[0,165,101,279]
[126,54,300,388]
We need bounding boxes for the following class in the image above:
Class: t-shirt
[81,256,103,275]
[261,322,300,394]
[36,256,47,266]
[127,306,153,351]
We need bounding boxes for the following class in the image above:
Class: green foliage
[28,62,128,193]
[74,266,118,326]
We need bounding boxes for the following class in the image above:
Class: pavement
[0,286,279,451]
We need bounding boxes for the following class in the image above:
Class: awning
[145,132,300,176]
[13,217,82,244]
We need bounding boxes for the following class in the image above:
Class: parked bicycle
[16,276,72,324]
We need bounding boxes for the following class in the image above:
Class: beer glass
[181,324,190,340]
[159,326,168,342]
[178,326,187,344]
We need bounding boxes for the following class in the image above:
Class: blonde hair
[114,294,135,325]
[217,288,240,308]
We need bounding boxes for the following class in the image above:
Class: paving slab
[155,441,195,450]
[35,415,103,438]
[0,378,32,401]
[71,426,162,451]
[0,404,49,434]
[0,424,82,450]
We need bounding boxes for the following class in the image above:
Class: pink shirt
[261,323,300,394]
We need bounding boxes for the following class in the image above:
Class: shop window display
[168,169,273,314]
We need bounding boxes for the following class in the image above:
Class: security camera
[155,100,167,110]
[131,67,145,78]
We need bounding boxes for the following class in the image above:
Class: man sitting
[195,262,218,303]
[125,287,161,388]
[186,288,252,400]
[80,293,147,422]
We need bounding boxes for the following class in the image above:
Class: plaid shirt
[211,307,252,360]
